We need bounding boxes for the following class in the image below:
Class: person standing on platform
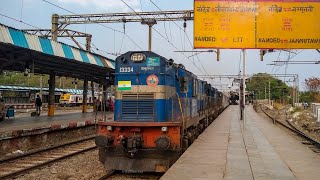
[35,95,42,116]
[0,98,6,120]
[95,97,101,111]
[93,97,97,112]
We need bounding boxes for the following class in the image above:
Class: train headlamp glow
[107,126,113,131]
[161,126,168,132]
[130,53,146,62]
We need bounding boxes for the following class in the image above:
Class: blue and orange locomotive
[95,51,229,172]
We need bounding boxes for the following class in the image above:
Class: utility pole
[292,78,295,107]
[51,14,59,41]
[296,75,299,105]
[241,49,246,122]
[39,75,43,99]
[265,85,267,100]
[268,81,271,105]
[141,19,157,51]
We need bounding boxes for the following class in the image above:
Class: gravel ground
[12,149,106,180]
[11,149,163,180]
[291,109,320,142]
[260,104,320,142]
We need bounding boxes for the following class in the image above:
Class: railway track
[0,137,96,179]
[259,104,320,152]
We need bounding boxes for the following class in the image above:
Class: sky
[0,0,319,91]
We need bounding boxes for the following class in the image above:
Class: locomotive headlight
[107,126,113,131]
[161,126,168,132]
[130,53,146,62]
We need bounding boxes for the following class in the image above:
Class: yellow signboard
[194,0,320,49]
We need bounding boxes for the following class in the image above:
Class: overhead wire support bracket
[56,10,194,24]
[174,50,216,53]
[23,29,92,38]
[23,28,92,51]
[174,49,220,61]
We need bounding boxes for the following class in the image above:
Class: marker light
[161,126,168,132]
[107,126,113,131]
[130,53,146,62]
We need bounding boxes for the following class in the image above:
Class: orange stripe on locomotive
[97,122,181,149]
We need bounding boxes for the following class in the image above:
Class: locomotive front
[95,51,181,172]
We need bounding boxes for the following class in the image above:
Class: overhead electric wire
[0,13,42,29]
[42,0,75,14]
[163,21,170,42]
[149,0,210,75]
[273,60,319,62]
[41,0,143,50]
[0,11,119,57]
[91,42,119,56]
[274,50,303,74]
[118,33,125,55]
[20,0,24,23]
[120,0,205,74]
[179,28,184,50]
[151,27,204,73]
[268,62,319,65]
[168,20,173,42]
[140,0,143,11]
[270,51,282,73]
[195,54,209,75]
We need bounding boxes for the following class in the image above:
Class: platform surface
[0,111,113,133]
[161,105,320,180]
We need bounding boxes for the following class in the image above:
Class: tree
[303,77,320,103]
[0,71,83,89]
[305,77,320,92]
[246,73,290,103]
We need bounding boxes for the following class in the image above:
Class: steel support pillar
[51,14,59,41]
[91,81,95,111]
[86,36,92,51]
[48,71,56,116]
[82,77,88,113]
[148,25,152,51]
[102,85,107,121]
[141,19,156,51]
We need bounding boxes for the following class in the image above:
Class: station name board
[194,0,320,49]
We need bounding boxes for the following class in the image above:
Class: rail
[0,137,96,179]
[259,104,320,149]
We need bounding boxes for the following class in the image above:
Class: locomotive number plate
[119,67,133,73]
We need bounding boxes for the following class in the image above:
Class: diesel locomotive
[95,51,229,172]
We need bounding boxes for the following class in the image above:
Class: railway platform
[161,105,320,180]
[0,111,113,139]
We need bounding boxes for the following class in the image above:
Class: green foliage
[246,73,290,101]
[0,71,47,86]
[0,71,83,89]
[302,77,320,103]
[300,91,320,103]
[300,91,313,104]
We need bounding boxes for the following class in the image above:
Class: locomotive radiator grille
[121,93,154,121]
